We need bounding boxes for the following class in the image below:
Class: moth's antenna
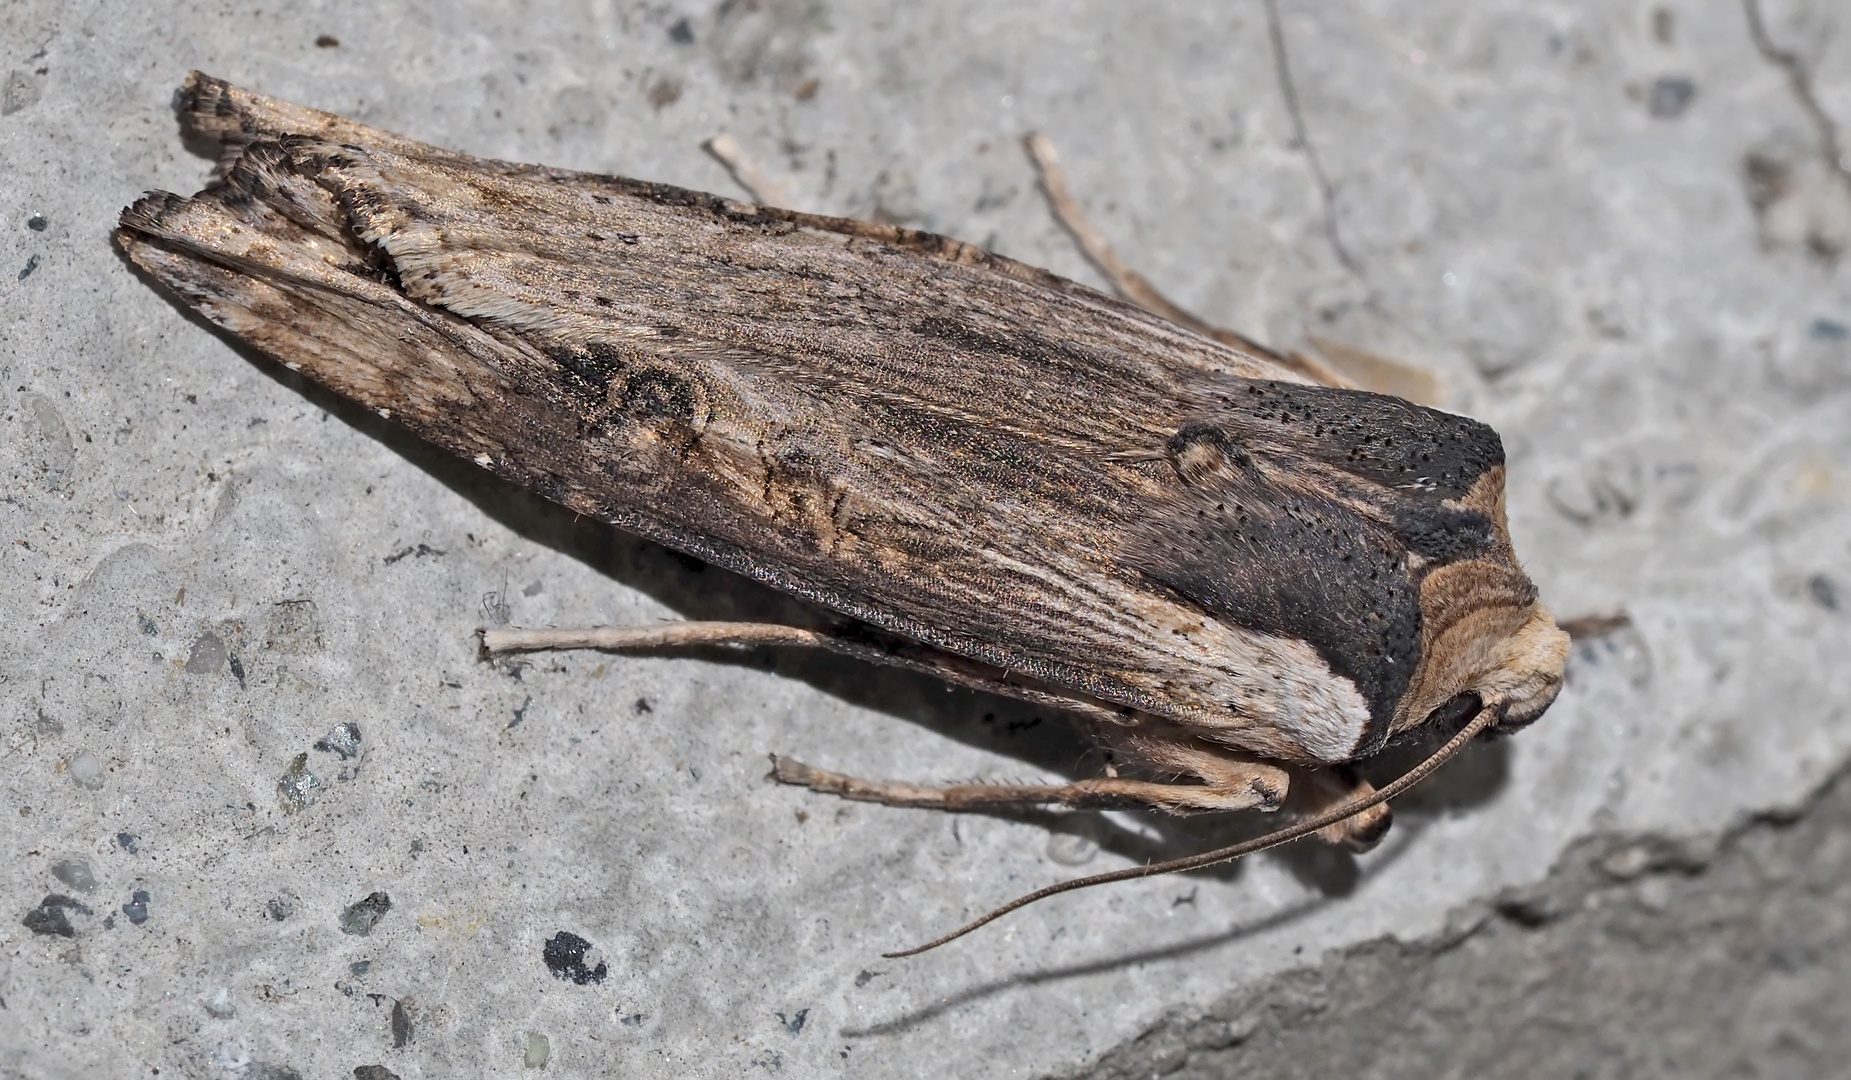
[884,699,1504,958]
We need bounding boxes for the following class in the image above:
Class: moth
[118,73,1569,954]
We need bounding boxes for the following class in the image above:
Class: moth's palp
[883,698,1506,959]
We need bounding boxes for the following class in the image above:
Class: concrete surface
[2,1,1848,1077]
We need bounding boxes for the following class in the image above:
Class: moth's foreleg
[1289,766,1393,852]
[770,755,1286,815]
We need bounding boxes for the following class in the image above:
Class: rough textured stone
[1064,761,1851,1080]
[1,1,1847,1077]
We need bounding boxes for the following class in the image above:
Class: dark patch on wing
[549,341,628,394]
[1207,381,1504,499]
[1393,504,1495,562]
[913,313,1061,371]
[1130,384,1505,745]
[621,367,702,422]
[1131,446,1422,734]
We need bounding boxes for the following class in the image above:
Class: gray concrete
[2,1,1847,1077]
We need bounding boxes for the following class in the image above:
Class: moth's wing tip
[118,190,191,236]
[175,71,245,138]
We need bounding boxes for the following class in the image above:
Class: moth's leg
[771,753,1286,815]
[483,620,1141,729]
[1022,132,1342,386]
[1288,766,1393,852]
[1020,132,1459,399]
[702,134,793,208]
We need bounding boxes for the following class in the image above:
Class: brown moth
[118,73,1569,953]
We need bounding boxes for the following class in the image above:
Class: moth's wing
[119,88,1563,766]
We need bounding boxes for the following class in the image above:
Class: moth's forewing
[119,75,1565,768]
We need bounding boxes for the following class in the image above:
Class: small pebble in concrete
[50,858,96,892]
[349,960,371,976]
[26,213,47,231]
[339,891,393,936]
[245,1066,303,1080]
[524,1032,550,1068]
[1647,76,1696,119]
[353,1068,399,1080]
[266,895,294,921]
[204,986,236,1019]
[541,931,607,984]
[115,832,138,854]
[184,631,227,675]
[22,894,91,937]
[390,997,413,1047]
[778,1009,809,1035]
[68,751,104,790]
[278,753,321,813]
[314,722,363,760]
[122,889,151,925]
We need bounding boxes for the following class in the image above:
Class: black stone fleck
[18,254,39,281]
[26,214,46,231]
[778,1008,809,1035]
[1648,76,1697,119]
[390,998,413,1047]
[668,17,694,45]
[122,889,151,925]
[23,894,90,937]
[339,891,392,936]
[116,832,138,854]
[353,1067,400,1080]
[543,931,608,984]
[314,722,363,760]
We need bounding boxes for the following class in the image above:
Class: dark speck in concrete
[339,891,392,936]
[314,722,363,760]
[50,858,96,893]
[349,959,371,976]
[668,17,694,45]
[1809,318,1849,341]
[353,1067,400,1080]
[620,1012,645,1025]
[278,753,321,813]
[137,612,157,635]
[122,889,150,925]
[1647,76,1695,119]
[778,1008,809,1035]
[1809,574,1839,611]
[266,895,294,921]
[382,543,445,565]
[26,214,47,231]
[184,631,227,675]
[244,1066,303,1080]
[315,34,340,48]
[116,832,138,854]
[854,969,884,987]
[634,697,653,714]
[543,931,608,984]
[23,894,90,937]
[228,653,246,687]
[18,254,38,281]
[390,997,413,1047]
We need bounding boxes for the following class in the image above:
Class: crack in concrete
[1263,0,1362,275]
[1743,0,1851,199]
[1055,753,1851,1078]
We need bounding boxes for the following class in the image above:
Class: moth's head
[1389,465,1570,744]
